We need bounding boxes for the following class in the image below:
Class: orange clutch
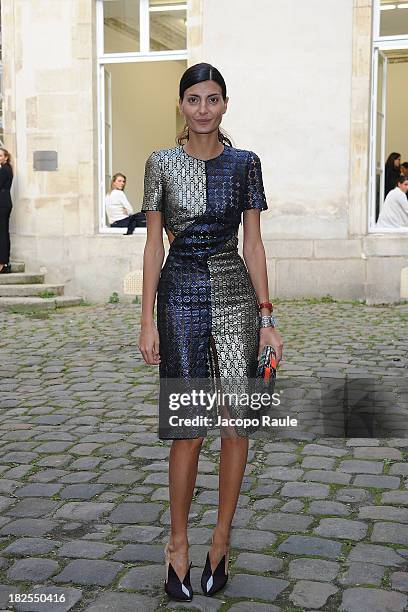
[256,345,277,387]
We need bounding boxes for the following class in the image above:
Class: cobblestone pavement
[0,300,407,612]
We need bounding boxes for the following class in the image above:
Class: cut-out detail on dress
[166,228,176,244]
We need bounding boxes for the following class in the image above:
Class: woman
[105,173,143,234]
[138,63,283,601]
[384,152,401,198]
[0,147,14,274]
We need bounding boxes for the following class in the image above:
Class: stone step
[0,273,45,285]
[0,296,84,312]
[9,262,25,273]
[0,283,64,298]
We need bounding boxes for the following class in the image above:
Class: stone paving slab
[0,301,407,610]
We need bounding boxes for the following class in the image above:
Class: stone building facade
[2,0,408,303]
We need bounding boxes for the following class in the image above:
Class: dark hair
[397,174,408,184]
[177,62,233,147]
[385,152,401,169]
[401,162,408,169]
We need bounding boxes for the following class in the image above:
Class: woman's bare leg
[167,436,204,578]
[209,436,249,569]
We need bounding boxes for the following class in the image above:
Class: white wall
[6,0,96,241]
[386,60,408,162]
[201,0,354,238]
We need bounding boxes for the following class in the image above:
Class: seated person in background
[105,173,145,234]
[377,174,408,229]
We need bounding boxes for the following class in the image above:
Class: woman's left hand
[258,327,284,364]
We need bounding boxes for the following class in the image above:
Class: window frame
[368,0,408,233]
[96,0,187,234]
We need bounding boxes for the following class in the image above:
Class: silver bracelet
[259,314,278,328]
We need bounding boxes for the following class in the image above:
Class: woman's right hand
[138,321,161,365]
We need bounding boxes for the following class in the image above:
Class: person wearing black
[384,152,401,198]
[0,147,13,274]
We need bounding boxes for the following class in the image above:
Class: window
[97,1,187,233]
[103,0,140,54]
[378,0,408,37]
[369,0,408,232]
[149,1,187,51]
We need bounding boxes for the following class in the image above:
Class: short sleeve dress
[141,144,268,439]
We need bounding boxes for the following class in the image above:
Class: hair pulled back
[177,62,233,147]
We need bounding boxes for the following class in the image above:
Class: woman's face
[179,80,228,137]
[0,150,7,164]
[113,176,126,190]
[394,157,401,168]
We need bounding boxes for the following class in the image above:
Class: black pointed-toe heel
[201,547,230,596]
[164,543,193,601]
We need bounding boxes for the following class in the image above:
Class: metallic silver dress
[141,144,268,439]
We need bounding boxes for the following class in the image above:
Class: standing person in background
[0,147,14,274]
[105,173,143,235]
[384,152,401,198]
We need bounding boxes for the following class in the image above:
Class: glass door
[104,67,112,195]
[99,66,113,229]
[370,48,388,224]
